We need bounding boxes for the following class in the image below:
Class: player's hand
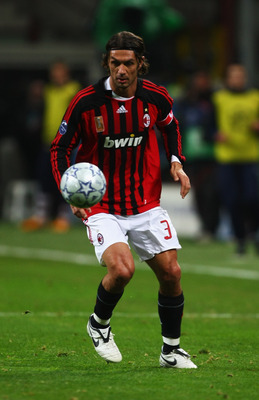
[170,162,191,199]
[70,205,90,219]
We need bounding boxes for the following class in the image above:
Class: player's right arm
[70,205,90,219]
[50,87,94,190]
[50,116,80,190]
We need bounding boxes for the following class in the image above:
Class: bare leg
[146,249,182,296]
[102,242,135,293]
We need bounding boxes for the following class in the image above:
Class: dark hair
[102,31,149,75]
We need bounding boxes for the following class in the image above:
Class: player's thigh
[102,242,135,281]
[85,213,129,265]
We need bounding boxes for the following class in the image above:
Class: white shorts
[84,206,181,266]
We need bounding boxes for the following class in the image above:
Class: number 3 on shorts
[160,220,172,240]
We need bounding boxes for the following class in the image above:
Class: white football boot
[159,347,197,369]
[87,316,122,363]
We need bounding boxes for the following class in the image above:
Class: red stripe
[50,140,61,187]
[157,110,173,127]
[142,80,173,106]
[143,83,169,97]
[142,80,166,91]
[142,80,171,98]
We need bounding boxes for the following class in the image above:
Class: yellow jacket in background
[212,89,259,163]
[42,81,81,145]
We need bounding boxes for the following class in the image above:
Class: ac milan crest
[97,233,104,245]
[143,113,150,128]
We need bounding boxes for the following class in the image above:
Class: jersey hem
[85,200,161,218]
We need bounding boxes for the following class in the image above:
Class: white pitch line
[0,245,97,265]
[0,245,259,281]
[0,311,258,319]
[181,264,259,280]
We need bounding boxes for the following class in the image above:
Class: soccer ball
[60,162,106,208]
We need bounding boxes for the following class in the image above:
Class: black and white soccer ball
[60,162,106,208]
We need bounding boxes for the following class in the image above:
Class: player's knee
[108,259,135,287]
[117,268,134,286]
[160,262,182,284]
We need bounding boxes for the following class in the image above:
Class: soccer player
[50,31,197,368]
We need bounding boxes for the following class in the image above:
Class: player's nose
[117,64,126,75]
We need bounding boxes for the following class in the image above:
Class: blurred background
[0,0,258,243]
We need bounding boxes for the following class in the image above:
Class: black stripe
[94,107,104,171]
[138,101,148,202]
[94,107,105,207]
[129,98,139,214]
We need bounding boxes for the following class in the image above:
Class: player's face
[108,50,143,97]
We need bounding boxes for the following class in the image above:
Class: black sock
[162,343,180,354]
[90,315,110,329]
[158,291,184,339]
[92,281,124,326]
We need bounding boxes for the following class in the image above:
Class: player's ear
[138,56,144,70]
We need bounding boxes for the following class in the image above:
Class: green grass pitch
[0,222,258,400]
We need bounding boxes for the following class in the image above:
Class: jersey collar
[96,76,144,98]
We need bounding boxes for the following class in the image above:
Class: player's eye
[124,61,134,67]
[111,60,120,67]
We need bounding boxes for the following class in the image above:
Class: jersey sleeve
[154,87,186,164]
[159,114,186,164]
[50,91,83,189]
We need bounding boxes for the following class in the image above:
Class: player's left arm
[170,161,191,199]
[158,114,186,164]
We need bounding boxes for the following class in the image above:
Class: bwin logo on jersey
[104,135,143,148]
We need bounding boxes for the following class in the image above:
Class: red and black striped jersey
[50,77,185,216]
